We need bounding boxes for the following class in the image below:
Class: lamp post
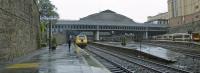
[41,16,58,50]
[139,34,143,58]
[49,20,52,50]
[187,30,192,48]
[136,33,143,58]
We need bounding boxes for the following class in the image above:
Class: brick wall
[0,0,39,62]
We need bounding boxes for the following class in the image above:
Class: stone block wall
[169,21,200,33]
[168,16,184,27]
[0,0,39,62]
[169,11,200,27]
[53,32,67,45]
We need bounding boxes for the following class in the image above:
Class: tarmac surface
[0,44,110,73]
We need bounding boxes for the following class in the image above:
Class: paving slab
[0,44,110,73]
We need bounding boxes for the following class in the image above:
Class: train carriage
[153,33,200,42]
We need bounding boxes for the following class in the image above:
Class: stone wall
[169,21,200,33]
[53,32,67,45]
[0,0,39,62]
[169,11,200,27]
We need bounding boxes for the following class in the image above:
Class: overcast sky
[50,0,168,23]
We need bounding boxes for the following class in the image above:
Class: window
[195,15,199,18]
[195,5,199,9]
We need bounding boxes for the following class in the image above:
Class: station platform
[0,44,111,73]
[93,42,185,62]
[151,40,200,46]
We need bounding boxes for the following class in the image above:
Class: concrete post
[145,27,149,39]
[94,30,100,41]
[49,20,52,50]
[145,31,148,39]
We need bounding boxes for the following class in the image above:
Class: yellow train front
[75,35,88,48]
[192,33,200,42]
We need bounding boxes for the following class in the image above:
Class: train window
[174,35,182,38]
[184,35,190,38]
[79,35,85,39]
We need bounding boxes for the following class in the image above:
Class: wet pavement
[0,44,110,73]
[95,42,185,62]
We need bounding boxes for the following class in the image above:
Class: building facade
[146,12,169,25]
[145,19,168,25]
[168,0,200,27]
[148,12,169,21]
[53,10,168,41]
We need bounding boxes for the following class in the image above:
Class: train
[153,33,200,42]
[75,34,88,48]
[192,33,200,42]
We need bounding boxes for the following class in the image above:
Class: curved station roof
[80,10,135,23]
[57,10,168,27]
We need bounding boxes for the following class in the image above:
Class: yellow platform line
[74,44,81,56]
[7,63,39,69]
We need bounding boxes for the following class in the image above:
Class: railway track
[87,45,191,73]
[87,49,133,73]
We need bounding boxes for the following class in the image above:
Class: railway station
[1,0,200,73]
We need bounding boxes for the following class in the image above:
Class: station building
[168,0,200,27]
[52,10,168,41]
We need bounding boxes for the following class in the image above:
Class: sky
[50,0,168,23]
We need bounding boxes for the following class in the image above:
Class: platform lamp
[41,16,58,50]
[188,30,193,50]
[137,33,143,58]
[188,18,194,44]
